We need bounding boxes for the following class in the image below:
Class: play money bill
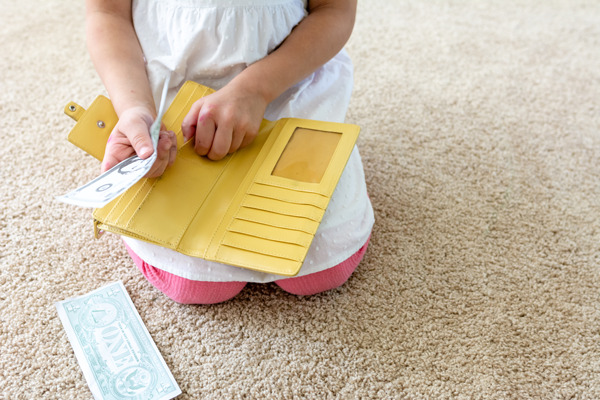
[56,75,171,208]
[56,281,181,400]
[55,153,158,208]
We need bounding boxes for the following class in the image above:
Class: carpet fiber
[1,0,599,398]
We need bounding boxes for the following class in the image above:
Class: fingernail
[140,146,152,157]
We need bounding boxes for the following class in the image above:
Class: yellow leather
[64,96,117,161]
[65,81,359,276]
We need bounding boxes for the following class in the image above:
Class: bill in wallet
[55,281,181,400]
[56,76,171,208]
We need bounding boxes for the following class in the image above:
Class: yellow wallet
[64,81,359,276]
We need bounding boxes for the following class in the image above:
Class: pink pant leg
[275,237,370,296]
[125,244,246,304]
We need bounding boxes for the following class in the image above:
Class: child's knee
[275,261,356,296]
[162,279,247,305]
[275,238,369,296]
[143,266,246,304]
[142,267,246,304]
[125,243,246,304]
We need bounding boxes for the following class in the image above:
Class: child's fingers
[101,147,122,173]
[235,121,260,152]
[168,132,177,165]
[146,130,176,178]
[240,133,256,149]
[194,114,217,157]
[101,132,134,172]
[181,100,204,141]
[207,123,233,160]
[158,123,177,164]
[122,119,154,159]
[229,126,247,154]
[161,130,177,166]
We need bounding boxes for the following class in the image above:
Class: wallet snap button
[68,105,77,112]
[97,120,105,128]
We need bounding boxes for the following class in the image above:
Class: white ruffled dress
[124,0,374,282]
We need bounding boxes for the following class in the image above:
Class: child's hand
[101,106,177,178]
[181,81,268,160]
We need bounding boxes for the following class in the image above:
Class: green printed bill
[56,281,181,400]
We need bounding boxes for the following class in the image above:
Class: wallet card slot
[216,246,301,276]
[235,207,319,234]
[178,126,275,257]
[241,194,323,222]
[228,219,313,248]
[221,231,305,261]
[248,182,329,208]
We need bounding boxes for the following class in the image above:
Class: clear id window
[271,128,341,183]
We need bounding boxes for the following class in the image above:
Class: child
[85,0,374,304]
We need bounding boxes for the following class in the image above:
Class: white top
[124,0,374,282]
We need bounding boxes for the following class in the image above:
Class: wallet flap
[64,101,86,122]
[65,95,116,161]
[63,82,215,162]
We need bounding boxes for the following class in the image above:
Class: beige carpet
[2,0,600,398]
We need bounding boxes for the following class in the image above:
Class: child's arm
[85,0,176,177]
[182,0,357,160]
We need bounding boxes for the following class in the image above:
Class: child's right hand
[101,106,177,178]
[180,80,267,161]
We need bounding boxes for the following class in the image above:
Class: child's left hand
[181,80,268,160]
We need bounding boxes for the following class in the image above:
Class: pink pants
[125,238,369,304]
